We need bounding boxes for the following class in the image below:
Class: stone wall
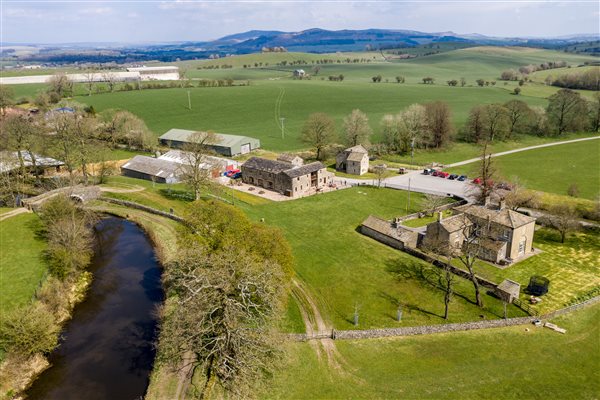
[98,197,188,226]
[360,225,405,250]
[333,316,536,340]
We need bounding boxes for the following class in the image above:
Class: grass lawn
[0,213,47,315]
[240,186,525,330]
[452,139,600,199]
[0,208,15,215]
[260,303,600,399]
[402,209,452,228]
[464,227,600,314]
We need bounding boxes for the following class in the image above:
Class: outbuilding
[120,155,182,184]
[159,128,261,157]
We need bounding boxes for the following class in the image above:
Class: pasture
[452,139,600,199]
[261,303,600,399]
[0,213,47,315]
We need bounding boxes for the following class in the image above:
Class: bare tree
[2,114,44,180]
[373,164,387,188]
[421,194,447,216]
[47,73,73,98]
[159,247,287,399]
[546,204,579,243]
[102,71,117,93]
[588,92,600,133]
[483,104,509,142]
[503,179,539,211]
[423,239,457,319]
[454,221,484,308]
[342,109,372,147]
[82,69,97,96]
[180,131,218,200]
[300,113,337,160]
[399,103,427,151]
[472,141,497,205]
[464,105,486,143]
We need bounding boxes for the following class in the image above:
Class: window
[518,238,526,254]
[501,229,510,240]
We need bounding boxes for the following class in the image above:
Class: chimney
[499,199,506,210]
[437,211,443,222]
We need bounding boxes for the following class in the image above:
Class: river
[26,217,164,400]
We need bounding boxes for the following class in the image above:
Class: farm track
[0,207,30,221]
[447,135,600,167]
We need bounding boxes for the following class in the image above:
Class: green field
[261,303,600,399]
[239,186,525,330]
[0,213,47,315]
[452,139,600,199]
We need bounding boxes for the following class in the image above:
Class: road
[446,136,600,167]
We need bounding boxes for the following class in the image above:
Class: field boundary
[290,295,600,341]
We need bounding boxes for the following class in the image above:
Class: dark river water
[26,217,164,400]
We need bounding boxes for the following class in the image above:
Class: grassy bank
[260,303,600,399]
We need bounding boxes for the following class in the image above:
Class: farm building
[0,151,64,175]
[241,156,333,198]
[126,66,180,81]
[336,145,369,175]
[277,153,304,166]
[120,150,231,183]
[293,69,306,77]
[159,128,260,157]
[121,155,182,184]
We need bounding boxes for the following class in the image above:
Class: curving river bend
[26,217,164,400]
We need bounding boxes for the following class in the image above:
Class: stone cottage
[241,156,333,198]
[336,145,369,175]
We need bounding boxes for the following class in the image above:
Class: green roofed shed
[159,128,261,157]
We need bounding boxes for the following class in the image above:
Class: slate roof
[121,155,181,179]
[277,153,303,164]
[282,161,325,178]
[438,214,472,233]
[497,279,521,296]
[159,128,257,148]
[454,204,535,228]
[362,215,418,243]
[242,157,293,173]
[346,144,368,153]
[347,152,367,162]
[479,238,508,252]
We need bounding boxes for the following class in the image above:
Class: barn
[120,155,182,184]
[158,128,260,157]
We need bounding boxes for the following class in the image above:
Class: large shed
[159,128,260,157]
[120,155,182,184]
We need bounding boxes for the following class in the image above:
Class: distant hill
[2,28,598,64]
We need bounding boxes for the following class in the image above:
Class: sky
[1,0,599,44]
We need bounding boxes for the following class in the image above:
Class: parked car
[225,169,241,178]
[431,170,440,177]
[438,171,449,178]
[473,177,482,184]
[399,167,407,174]
[457,175,467,181]
[231,172,242,179]
[423,169,430,175]
[448,174,458,180]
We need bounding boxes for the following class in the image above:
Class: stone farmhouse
[422,202,536,264]
[241,156,333,198]
[336,145,369,175]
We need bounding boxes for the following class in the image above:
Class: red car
[473,177,482,184]
[225,169,241,177]
[438,171,449,178]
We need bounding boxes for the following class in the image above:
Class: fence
[98,197,188,225]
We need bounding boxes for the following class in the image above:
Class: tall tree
[546,204,579,243]
[483,104,509,142]
[342,109,372,147]
[180,131,218,200]
[547,88,587,135]
[464,105,486,143]
[503,100,532,138]
[82,69,97,96]
[588,92,600,133]
[47,73,73,99]
[0,84,14,118]
[424,101,452,148]
[399,103,427,151]
[160,248,287,399]
[2,114,45,182]
[300,113,336,160]
[473,141,497,205]
[454,222,484,308]
[380,114,403,153]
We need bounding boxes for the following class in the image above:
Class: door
[240,143,251,154]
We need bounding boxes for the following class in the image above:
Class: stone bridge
[22,185,101,211]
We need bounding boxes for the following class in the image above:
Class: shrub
[0,304,59,356]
